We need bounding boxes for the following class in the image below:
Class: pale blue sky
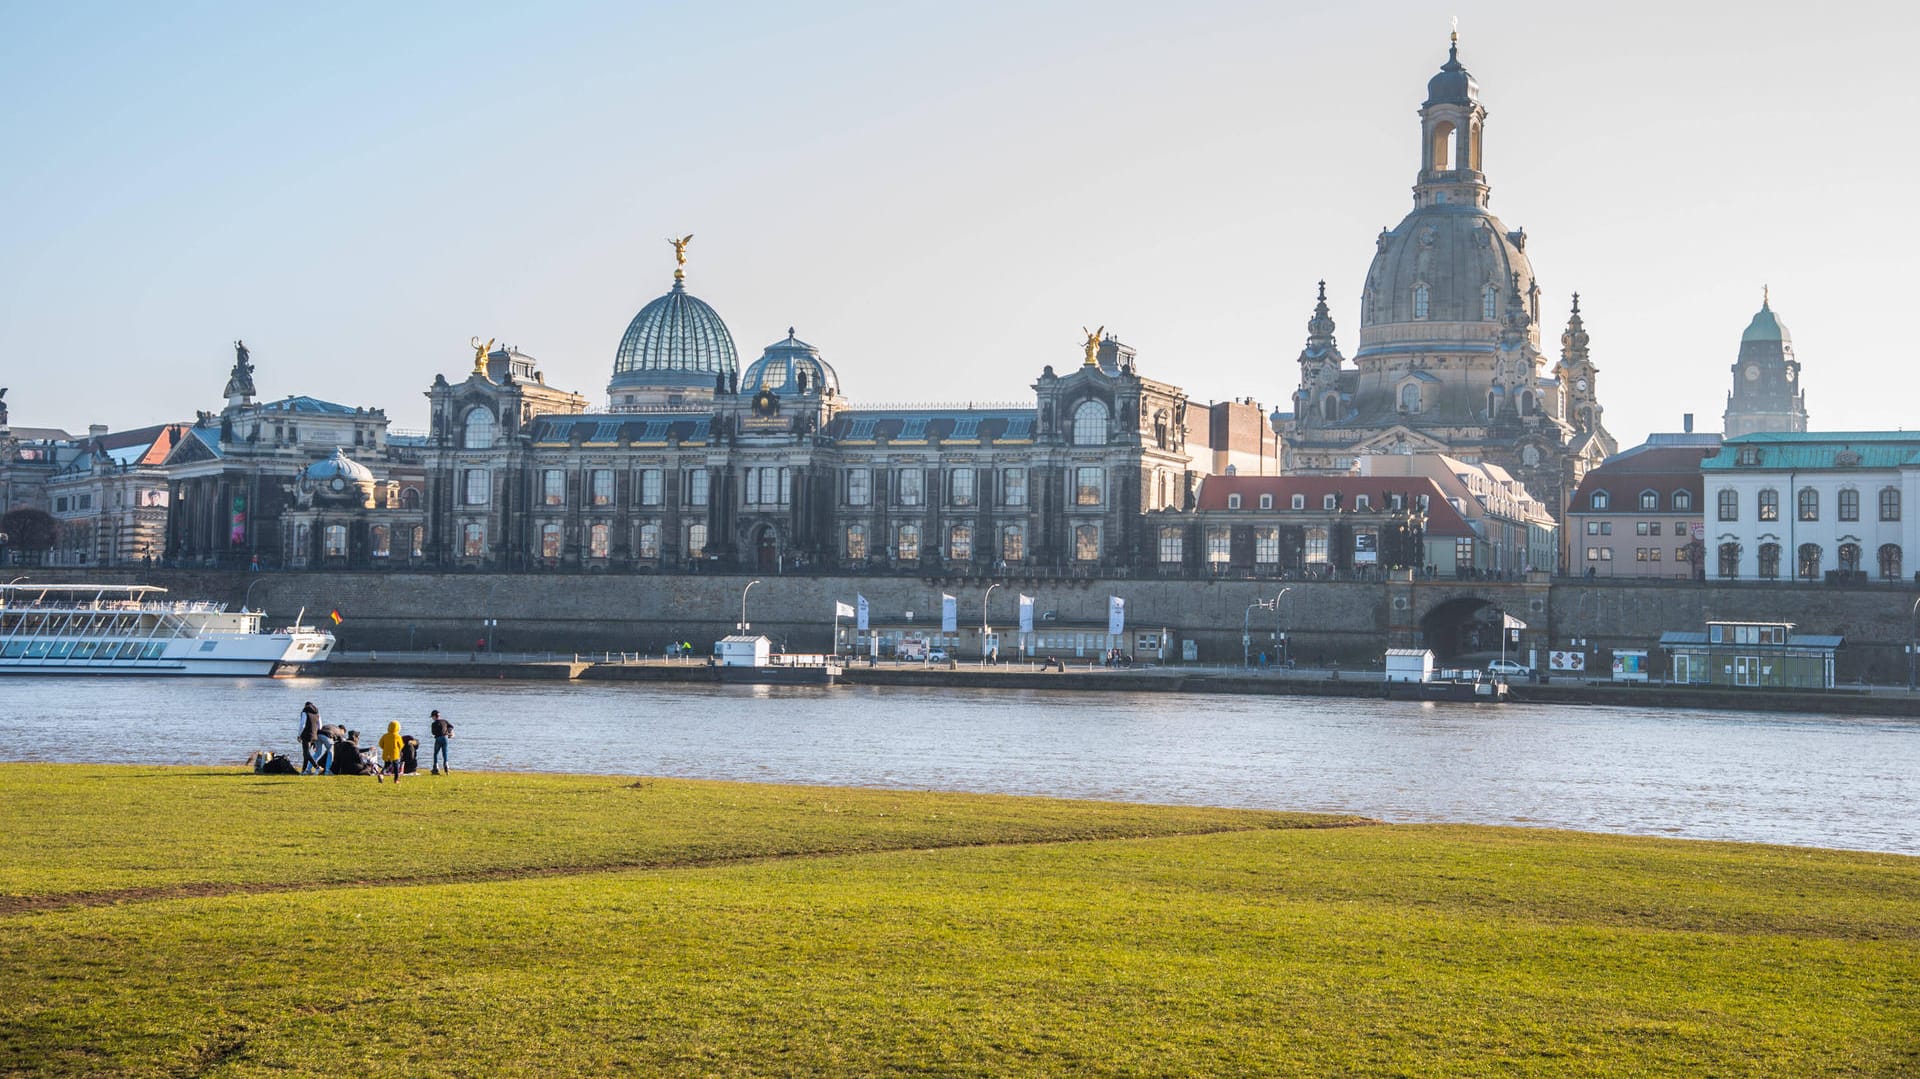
[4,1,1914,444]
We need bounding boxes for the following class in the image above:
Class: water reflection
[1,677,1915,854]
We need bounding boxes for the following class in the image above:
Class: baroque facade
[1279,37,1615,518]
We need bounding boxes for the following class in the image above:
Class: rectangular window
[1586,546,1599,561]
[1636,522,1649,536]
[1074,524,1099,561]
[462,523,485,557]
[846,524,867,561]
[1636,548,1648,562]
[1838,488,1859,521]
[951,467,975,507]
[1649,546,1662,561]
[745,468,760,506]
[589,523,610,558]
[1600,522,1612,536]
[1307,528,1331,565]
[898,468,923,506]
[590,470,613,506]
[949,525,972,561]
[1159,528,1183,564]
[897,524,920,560]
[1717,488,1738,521]
[324,525,347,557]
[540,524,562,560]
[1075,467,1103,507]
[464,469,490,506]
[1001,525,1024,562]
[370,525,391,557]
[1600,547,1613,561]
[688,469,709,507]
[1758,488,1779,521]
[637,523,660,559]
[1254,526,1279,564]
[1881,487,1901,522]
[639,469,663,506]
[687,523,708,558]
[542,469,565,506]
[1206,526,1230,565]
[1650,522,1661,536]
[1586,521,1599,535]
[1002,468,1027,507]
[1676,545,1690,562]
[847,468,871,507]
[1797,488,1819,522]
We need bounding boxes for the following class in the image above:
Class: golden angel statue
[471,336,495,374]
[1081,325,1104,365]
[668,234,693,269]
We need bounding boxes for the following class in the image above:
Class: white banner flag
[941,593,957,633]
[834,601,855,620]
[1018,594,1034,634]
[1107,595,1126,635]
[856,594,869,631]
[1502,613,1527,631]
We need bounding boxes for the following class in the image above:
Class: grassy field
[1,765,1916,1076]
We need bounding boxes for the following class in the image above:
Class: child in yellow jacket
[378,720,405,784]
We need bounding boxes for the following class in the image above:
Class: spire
[1561,294,1590,363]
[1762,283,1770,309]
[1306,280,1337,345]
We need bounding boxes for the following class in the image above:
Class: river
[3,677,1916,855]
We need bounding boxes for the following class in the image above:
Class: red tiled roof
[1194,475,1475,536]
[1568,446,1709,511]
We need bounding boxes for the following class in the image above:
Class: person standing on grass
[429,709,453,774]
[298,701,323,774]
[377,720,405,784]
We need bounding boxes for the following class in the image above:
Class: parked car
[1486,659,1533,678]
[926,649,950,663]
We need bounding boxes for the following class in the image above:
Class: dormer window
[1399,383,1421,412]
[1412,284,1431,320]
[1591,490,1610,511]
[1639,490,1659,511]
[1674,490,1693,511]
[1227,494,1242,510]
[1259,494,1273,510]
[1355,494,1371,511]
[1323,494,1338,510]
[1290,494,1306,510]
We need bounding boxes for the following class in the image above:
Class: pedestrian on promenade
[377,720,405,784]
[429,709,454,774]
[298,702,323,774]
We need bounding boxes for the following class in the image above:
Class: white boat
[0,583,334,677]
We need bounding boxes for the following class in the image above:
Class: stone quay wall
[21,568,1920,680]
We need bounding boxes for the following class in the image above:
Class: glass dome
[610,279,739,393]
[740,330,840,398]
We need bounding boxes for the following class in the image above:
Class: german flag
[329,610,343,625]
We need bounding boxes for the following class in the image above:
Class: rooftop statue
[1082,325,1104,366]
[668,234,693,277]
[224,339,257,400]
[470,337,495,376]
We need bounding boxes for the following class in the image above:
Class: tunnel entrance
[1419,597,1507,661]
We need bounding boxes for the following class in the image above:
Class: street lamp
[1909,595,1919,692]
[242,577,268,613]
[1244,595,1276,669]
[982,582,1000,662]
[739,578,762,633]
[1275,587,1292,669]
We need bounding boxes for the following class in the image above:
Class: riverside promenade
[311,651,1920,718]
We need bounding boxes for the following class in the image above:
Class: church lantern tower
[1723,290,1808,437]
[1556,294,1602,434]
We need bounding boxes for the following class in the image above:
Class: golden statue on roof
[1082,326,1105,366]
[470,336,495,376]
[668,234,693,280]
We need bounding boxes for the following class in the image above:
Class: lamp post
[739,578,762,633]
[1243,595,1276,669]
[982,582,1000,662]
[242,577,268,614]
[1275,586,1292,669]
[1909,595,1919,692]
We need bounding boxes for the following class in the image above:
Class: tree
[0,507,57,565]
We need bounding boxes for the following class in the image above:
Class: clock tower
[1555,294,1602,435]
[1722,291,1808,437]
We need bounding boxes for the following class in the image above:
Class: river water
[3,677,1916,855]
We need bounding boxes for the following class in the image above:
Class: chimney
[89,424,108,439]
[1682,413,1694,434]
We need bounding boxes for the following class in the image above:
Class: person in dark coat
[400,734,420,775]
[298,702,323,774]
[330,731,372,776]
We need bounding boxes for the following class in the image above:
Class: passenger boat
[0,583,334,677]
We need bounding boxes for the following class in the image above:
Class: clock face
[1575,378,1588,392]
[752,390,780,417]
[1785,367,1796,382]
[1744,364,1760,382]
[329,476,345,492]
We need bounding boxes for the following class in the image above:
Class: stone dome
[610,278,739,394]
[303,447,375,486]
[740,330,840,398]
[1357,205,1538,359]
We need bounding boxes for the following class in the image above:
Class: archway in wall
[1419,597,1506,661]
[756,527,778,573]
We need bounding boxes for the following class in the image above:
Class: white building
[1703,432,1916,583]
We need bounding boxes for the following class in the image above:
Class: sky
[4,1,1916,445]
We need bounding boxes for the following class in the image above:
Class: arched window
[1717,542,1741,579]
[1399,383,1420,412]
[1482,284,1498,321]
[1591,490,1610,511]
[949,524,973,561]
[1797,488,1819,522]
[1674,490,1693,512]
[1757,542,1781,579]
[687,523,707,558]
[1879,544,1903,580]
[1320,394,1340,422]
[461,522,484,558]
[1796,542,1822,580]
[1717,489,1738,521]
[540,522,563,561]
[1072,400,1109,446]
[637,523,659,559]
[462,406,495,449]
[407,525,424,558]
[589,523,610,559]
[1518,390,1535,417]
[845,524,867,561]
[1001,525,1024,562]
[1837,542,1861,573]
[1074,524,1100,562]
[399,487,421,510]
[1838,488,1859,522]
[1638,490,1659,511]
[1412,284,1431,320]
[1758,488,1779,521]
[1429,121,1455,170]
[897,524,920,561]
[1880,487,1902,522]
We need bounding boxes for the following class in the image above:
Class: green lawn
[2,765,1916,1076]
